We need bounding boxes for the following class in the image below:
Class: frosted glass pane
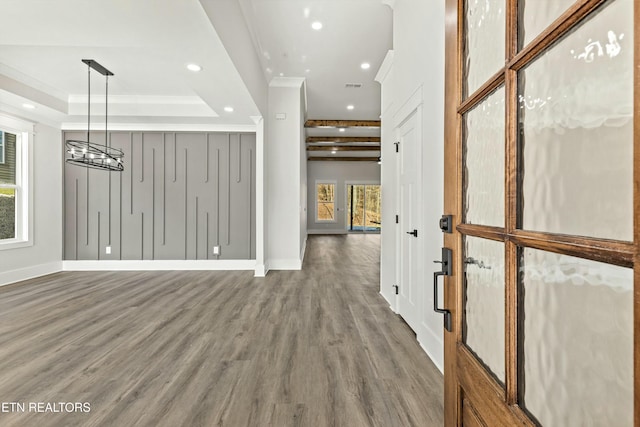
[464,87,505,227]
[520,0,576,46]
[463,236,505,384]
[519,0,633,241]
[464,0,506,96]
[520,249,633,426]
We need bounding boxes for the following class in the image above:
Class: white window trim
[315,180,337,223]
[0,114,34,251]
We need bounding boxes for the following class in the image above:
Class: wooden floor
[0,234,443,427]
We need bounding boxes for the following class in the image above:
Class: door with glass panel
[442,0,636,425]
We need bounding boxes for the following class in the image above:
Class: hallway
[0,235,443,426]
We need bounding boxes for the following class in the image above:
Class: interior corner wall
[266,83,305,270]
[0,123,63,286]
[63,131,256,261]
[381,0,446,370]
[307,162,381,234]
[299,84,308,259]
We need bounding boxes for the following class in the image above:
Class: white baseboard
[62,259,256,271]
[268,259,302,270]
[254,264,268,277]
[300,236,307,263]
[0,261,63,287]
[379,290,397,313]
[307,229,347,235]
[418,325,444,374]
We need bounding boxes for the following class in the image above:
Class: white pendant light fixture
[65,59,124,172]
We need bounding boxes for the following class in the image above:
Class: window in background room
[0,130,23,242]
[347,184,381,233]
[316,182,336,222]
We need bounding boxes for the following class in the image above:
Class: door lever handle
[406,229,418,237]
[433,247,453,332]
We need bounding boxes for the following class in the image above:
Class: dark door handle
[433,247,452,332]
[406,229,418,237]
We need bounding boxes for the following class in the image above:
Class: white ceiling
[0,0,392,134]
[240,0,392,120]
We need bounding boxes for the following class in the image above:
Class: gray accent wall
[64,131,256,261]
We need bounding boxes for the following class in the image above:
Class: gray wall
[307,161,381,233]
[64,131,256,261]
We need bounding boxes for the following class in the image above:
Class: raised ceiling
[241,0,392,121]
[0,0,260,127]
[0,0,392,143]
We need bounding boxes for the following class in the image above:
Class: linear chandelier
[65,59,124,172]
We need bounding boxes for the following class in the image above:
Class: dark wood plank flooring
[0,234,443,426]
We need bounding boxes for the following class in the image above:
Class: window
[0,131,4,164]
[0,118,31,249]
[316,182,336,222]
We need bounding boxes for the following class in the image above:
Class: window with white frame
[0,131,5,164]
[0,123,30,247]
[316,182,336,222]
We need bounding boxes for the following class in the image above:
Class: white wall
[377,0,446,370]
[266,78,306,270]
[307,161,381,233]
[0,120,62,285]
[299,84,308,257]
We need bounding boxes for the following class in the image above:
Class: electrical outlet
[105,246,111,255]
[213,246,220,255]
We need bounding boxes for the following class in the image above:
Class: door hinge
[393,285,399,295]
[394,141,400,152]
[395,214,399,224]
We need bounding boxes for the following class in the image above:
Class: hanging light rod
[81,59,113,76]
[65,59,124,172]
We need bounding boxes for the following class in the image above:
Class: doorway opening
[346,184,381,233]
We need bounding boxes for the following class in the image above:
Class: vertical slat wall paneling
[227,134,256,259]
[249,140,256,259]
[120,132,141,259]
[63,131,256,261]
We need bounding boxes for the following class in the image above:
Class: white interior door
[397,111,421,332]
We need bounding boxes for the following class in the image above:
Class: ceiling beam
[308,157,380,162]
[307,146,380,152]
[304,120,381,128]
[306,136,381,143]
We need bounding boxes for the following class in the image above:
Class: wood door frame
[443,0,639,425]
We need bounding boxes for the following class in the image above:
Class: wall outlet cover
[105,246,111,254]
[213,246,220,255]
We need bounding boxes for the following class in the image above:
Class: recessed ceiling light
[187,63,202,72]
[331,150,337,154]
[311,21,323,30]
[347,105,355,110]
[339,128,346,133]
[279,72,284,77]
[360,62,371,70]
[22,103,36,109]
[224,106,234,113]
